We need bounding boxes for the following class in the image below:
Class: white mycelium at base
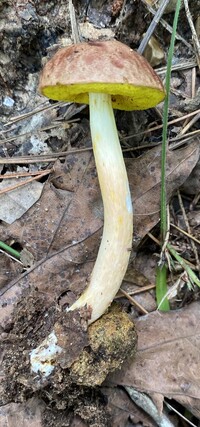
[30,331,62,376]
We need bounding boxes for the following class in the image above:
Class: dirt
[1,287,136,426]
[0,287,106,425]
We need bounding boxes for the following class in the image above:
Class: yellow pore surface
[42,82,165,111]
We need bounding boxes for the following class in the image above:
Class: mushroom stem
[69,93,133,324]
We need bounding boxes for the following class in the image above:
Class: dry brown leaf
[107,301,200,419]
[0,398,44,427]
[103,387,157,427]
[0,178,43,224]
[143,35,165,67]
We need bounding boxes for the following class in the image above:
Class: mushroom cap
[39,40,165,110]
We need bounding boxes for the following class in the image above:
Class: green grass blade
[156,264,170,311]
[0,240,21,259]
[156,0,183,310]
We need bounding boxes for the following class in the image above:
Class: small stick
[3,101,66,127]
[141,0,192,49]
[122,108,200,141]
[177,190,200,271]
[0,170,52,179]
[0,169,51,195]
[179,112,200,136]
[138,0,171,54]
[191,67,196,98]
[116,284,156,298]
[119,288,149,314]
[183,0,200,68]
[69,0,81,44]
[157,59,197,74]
[170,223,200,246]
[0,249,22,264]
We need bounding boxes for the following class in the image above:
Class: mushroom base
[2,292,137,404]
[29,303,137,388]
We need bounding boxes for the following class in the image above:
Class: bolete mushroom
[30,40,165,378]
[39,40,165,324]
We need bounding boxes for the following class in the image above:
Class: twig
[169,129,200,146]
[164,401,198,427]
[177,190,200,271]
[116,283,156,298]
[0,148,92,165]
[0,249,22,265]
[2,107,199,148]
[138,0,171,54]
[0,170,51,179]
[0,118,79,145]
[191,66,196,98]
[179,112,200,135]
[183,0,200,68]
[170,223,200,246]
[69,0,81,44]
[119,288,149,314]
[141,0,192,49]
[0,169,51,195]
[122,108,200,140]
[157,59,197,74]
[3,101,67,127]
[0,230,103,297]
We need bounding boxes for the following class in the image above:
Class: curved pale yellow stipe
[68,93,133,324]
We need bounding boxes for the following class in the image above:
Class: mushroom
[39,40,165,324]
[30,40,165,378]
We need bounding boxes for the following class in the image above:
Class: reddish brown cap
[39,40,165,110]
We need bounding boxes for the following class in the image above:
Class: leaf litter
[0,141,199,318]
[0,140,199,426]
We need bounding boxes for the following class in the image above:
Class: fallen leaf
[103,387,157,427]
[143,35,165,67]
[0,177,43,224]
[107,302,200,418]
[0,398,44,427]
